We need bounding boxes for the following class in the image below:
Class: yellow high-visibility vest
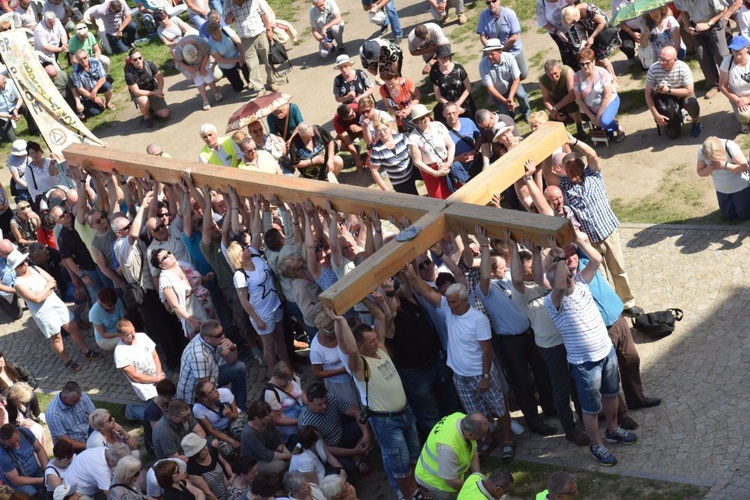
[415,412,474,493]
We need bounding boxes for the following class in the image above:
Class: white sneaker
[511,419,525,435]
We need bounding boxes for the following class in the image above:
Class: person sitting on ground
[264,362,305,448]
[240,401,292,475]
[44,440,74,494]
[183,433,234,500]
[152,399,207,461]
[0,423,47,496]
[198,124,242,167]
[192,380,243,456]
[143,379,176,456]
[289,122,344,182]
[86,409,139,457]
[289,426,347,486]
[479,38,530,122]
[125,48,170,130]
[536,471,577,499]
[458,468,513,499]
[332,54,376,105]
[9,201,40,253]
[284,472,326,500]
[44,381,93,451]
[6,383,46,447]
[238,138,283,174]
[69,24,111,73]
[63,443,132,498]
[646,45,702,139]
[268,102,304,142]
[539,59,584,138]
[156,9,198,48]
[85,0,137,54]
[172,35,222,111]
[696,135,750,220]
[72,49,115,117]
[42,0,74,31]
[88,287,126,351]
[309,0,345,58]
[408,22,449,74]
[332,104,365,171]
[720,35,750,134]
[15,0,39,30]
[108,455,144,500]
[153,459,206,500]
[573,48,624,142]
[33,11,68,61]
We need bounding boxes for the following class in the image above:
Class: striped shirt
[297,393,351,447]
[369,133,414,186]
[223,0,269,38]
[543,275,612,365]
[646,60,693,89]
[559,167,619,243]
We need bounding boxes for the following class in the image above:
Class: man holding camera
[325,307,422,500]
[645,46,702,139]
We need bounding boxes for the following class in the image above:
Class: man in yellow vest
[415,412,489,499]
[535,471,577,500]
[457,469,513,499]
[197,123,241,167]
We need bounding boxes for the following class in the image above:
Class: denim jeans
[218,361,247,408]
[363,0,402,38]
[597,94,621,136]
[81,269,105,305]
[106,21,138,54]
[368,407,420,480]
[493,83,530,119]
[569,345,619,415]
[125,403,147,421]
[396,353,461,438]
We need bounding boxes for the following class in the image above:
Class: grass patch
[489,457,708,499]
[503,0,535,23]
[267,0,300,23]
[618,87,647,115]
[449,4,481,45]
[610,163,726,224]
[529,48,552,71]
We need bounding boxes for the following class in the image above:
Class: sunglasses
[159,251,172,263]
[485,0,498,4]
[91,218,104,225]
[156,212,171,218]
[417,258,434,270]
[208,331,225,339]
[131,56,143,61]
[118,222,132,233]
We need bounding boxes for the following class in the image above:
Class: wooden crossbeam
[62,144,442,223]
[63,121,572,315]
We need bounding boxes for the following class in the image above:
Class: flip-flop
[478,436,499,458]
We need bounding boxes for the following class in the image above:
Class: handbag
[638,44,657,69]
[631,308,683,337]
[122,242,147,308]
[595,25,621,48]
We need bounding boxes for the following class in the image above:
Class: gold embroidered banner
[0,30,104,157]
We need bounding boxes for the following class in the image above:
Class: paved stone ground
[1,224,747,497]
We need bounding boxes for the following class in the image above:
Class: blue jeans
[125,403,147,421]
[569,345,619,415]
[493,83,530,119]
[396,353,461,438]
[81,269,105,305]
[596,94,621,136]
[362,0,401,38]
[106,21,138,54]
[219,361,247,408]
[10,484,40,496]
[368,408,420,480]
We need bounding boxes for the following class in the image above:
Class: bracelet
[573,138,579,146]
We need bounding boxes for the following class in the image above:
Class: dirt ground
[79,0,743,215]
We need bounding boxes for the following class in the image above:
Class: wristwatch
[482,373,490,380]
[707,20,714,27]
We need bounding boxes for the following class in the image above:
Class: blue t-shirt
[0,428,41,485]
[182,232,215,278]
[206,30,241,69]
[267,103,304,140]
[88,299,126,342]
[447,118,480,167]
[579,256,623,326]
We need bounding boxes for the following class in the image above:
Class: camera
[359,406,373,424]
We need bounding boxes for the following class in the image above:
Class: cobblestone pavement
[0,225,747,497]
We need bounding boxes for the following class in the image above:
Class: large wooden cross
[63,121,575,314]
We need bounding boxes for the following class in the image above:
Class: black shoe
[618,416,639,430]
[623,306,645,317]
[629,397,662,410]
[528,419,557,436]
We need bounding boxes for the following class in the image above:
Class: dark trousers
[495,331,555,423]
[396,352,462,439]
[654,94,700,139]
[0,294,21,321]
[693,22,729,88]
[391,168,420,195]
[619,28,639,59]
[537,343,578,433]
[608,315,647,408]
[221,63,250,92]
[717,185,750,220]
[333,419,364,476]
[106,21,138,54]
[142,288,188,368]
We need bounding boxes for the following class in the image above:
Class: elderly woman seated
[87,408,140,457]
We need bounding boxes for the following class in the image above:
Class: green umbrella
[610,0,671,27]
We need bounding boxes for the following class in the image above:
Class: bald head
[544,185,565,214]
[0,239,13,256]
[661,46,677,60]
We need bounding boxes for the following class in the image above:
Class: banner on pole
[0,30,105,157]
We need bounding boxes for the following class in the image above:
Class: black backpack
[269,41,289,66]
[631,308,683,337]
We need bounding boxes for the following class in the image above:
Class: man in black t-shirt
[124,48,169,130]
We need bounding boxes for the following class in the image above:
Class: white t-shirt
[309,336,350,383]
[114,332,158,401]
[64,448,111,496]
[232,253,281,322]
[440,297,492,377]
[720,55,750,97]
[289,440,327,483]
[409,121,450,165]
[698,138,747,194]
[193,387,235,431]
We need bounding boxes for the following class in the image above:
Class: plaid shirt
[559,167,619,243]
[223,0,268,38]
[46,393,95,443]
[72,59,106,92]
[177,335,224,404]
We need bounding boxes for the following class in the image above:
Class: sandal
[65,360,81,372]
[501,441,516,463]
[202,101,211,111]
[83,350,102,360]
[478,435,499,459]
[614,129,626,143]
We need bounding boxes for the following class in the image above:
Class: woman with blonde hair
[109,456,145,500]
[696,136,750,220]
[0,352,41,424]
[87,408,140,457]
[561,3,618,77]
[7,382,45,446]
[639,6,683,62]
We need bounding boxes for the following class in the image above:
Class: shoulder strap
[267,382,302,406]
[25,158,38,190]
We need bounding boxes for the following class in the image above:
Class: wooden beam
[318,211,449,313]
[445,202,576,248]
[446,121,569,206]
[62,144,442,223]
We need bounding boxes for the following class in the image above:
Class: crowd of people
[2,0,750,497]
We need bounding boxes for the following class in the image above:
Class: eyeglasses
[658,57,676,63]
[108,415,115,423]
[159,251,172,263]
[244,147,257,153]
[580,61,594,67]
[61,209,70,217]
[153,151,163,156]
[91,218,103,225]
[417,258,434,270]
[131,56,143,61]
